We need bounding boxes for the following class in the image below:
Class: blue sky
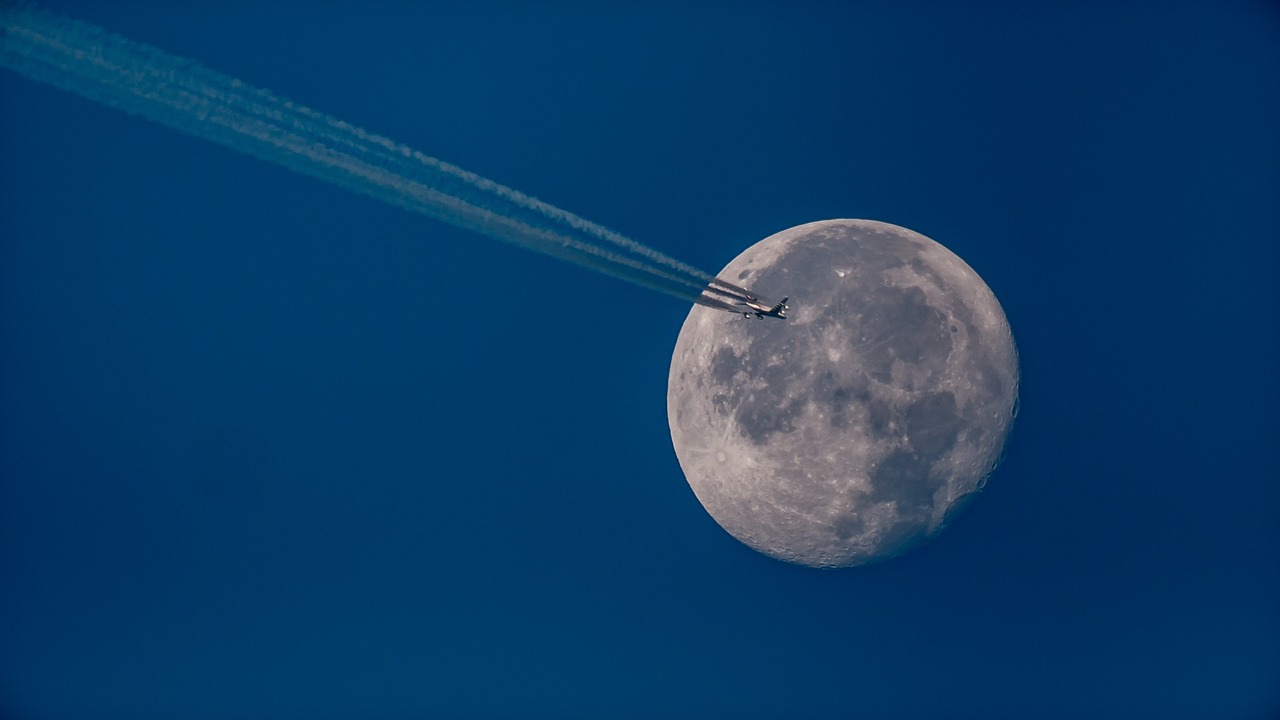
[2,2,1277,717]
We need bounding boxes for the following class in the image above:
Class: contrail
[693,295,747,315]
[0,4,753,308]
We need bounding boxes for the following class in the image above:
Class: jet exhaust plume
[694,295,745,314]
[707,277,771,304]
[0,4,761,312]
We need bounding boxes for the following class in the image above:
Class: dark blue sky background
[2,2,1277,717]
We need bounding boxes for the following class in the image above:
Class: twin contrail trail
[0,4,768,311]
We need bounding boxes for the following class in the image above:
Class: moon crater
[668,220,1018,568]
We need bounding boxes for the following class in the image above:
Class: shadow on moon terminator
[668,220,1019,568]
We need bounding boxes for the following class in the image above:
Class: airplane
[738,296,788,319]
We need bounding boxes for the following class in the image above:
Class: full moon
[668,220,1019,568]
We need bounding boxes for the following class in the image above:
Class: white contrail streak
[0,4,743,306]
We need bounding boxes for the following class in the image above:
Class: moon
[667,220,1019,568]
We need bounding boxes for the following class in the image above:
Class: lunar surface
[668,220,1018,568]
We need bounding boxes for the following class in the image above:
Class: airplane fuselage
[739,296,788,319]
